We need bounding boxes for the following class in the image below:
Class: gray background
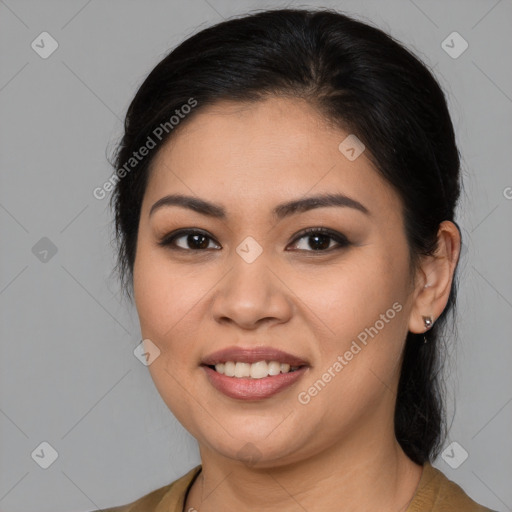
[0,0,511,511]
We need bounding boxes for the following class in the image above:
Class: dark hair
[109,8,462,465]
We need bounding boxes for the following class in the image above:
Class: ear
[408,220,461,334]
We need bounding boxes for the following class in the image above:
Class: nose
[210,251,293,330]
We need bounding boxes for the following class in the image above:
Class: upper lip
[201,346,309,366]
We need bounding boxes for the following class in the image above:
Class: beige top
[99,462,496,512]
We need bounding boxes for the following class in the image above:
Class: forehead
[143,97,399,218]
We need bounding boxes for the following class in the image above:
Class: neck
[185,422,423,512]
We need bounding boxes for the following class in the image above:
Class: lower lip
[201,365,308,400]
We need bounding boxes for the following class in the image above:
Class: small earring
[421,316,433,344]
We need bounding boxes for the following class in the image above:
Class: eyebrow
[149,192,370,220]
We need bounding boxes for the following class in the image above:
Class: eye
[157,229,220,251]
[288,227,350,252]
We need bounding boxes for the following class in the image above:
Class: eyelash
[157,227,351,254]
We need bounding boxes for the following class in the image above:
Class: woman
[100,8,495,512]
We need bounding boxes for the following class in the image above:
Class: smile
[208,360,302,379]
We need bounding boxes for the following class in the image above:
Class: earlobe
[407,220,461,335]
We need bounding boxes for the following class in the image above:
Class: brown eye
[158,230,220,251]
[288,227,350,252]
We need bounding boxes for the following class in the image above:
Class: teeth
[213,360,300,378]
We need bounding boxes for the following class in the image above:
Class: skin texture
[132,96,461,511]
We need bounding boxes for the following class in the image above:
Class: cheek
[296,249,409,398]
[133,241,204,340]
[293,249,407,343]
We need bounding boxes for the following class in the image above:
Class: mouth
[200,345,309,376]
[200,346,310,399]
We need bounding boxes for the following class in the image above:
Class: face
[133,96,420,467]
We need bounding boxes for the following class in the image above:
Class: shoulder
[95,465,202,512]
[407,462,497,512]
